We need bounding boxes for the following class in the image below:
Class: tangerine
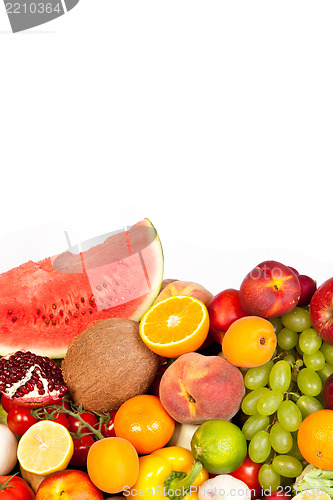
[222,316,276,368]
[297,409,333,470]
[114,394,175,455]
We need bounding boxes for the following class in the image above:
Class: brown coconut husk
[62,318,159,413]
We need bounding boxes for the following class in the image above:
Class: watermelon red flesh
[0,219,163,358]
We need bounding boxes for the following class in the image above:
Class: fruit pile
[2,221,333,500]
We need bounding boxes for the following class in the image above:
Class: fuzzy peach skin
[159,352,245,424]
[154,281,213,305]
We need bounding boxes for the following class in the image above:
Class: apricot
[159,352,245,424]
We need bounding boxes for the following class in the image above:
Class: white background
[0,1,333,295]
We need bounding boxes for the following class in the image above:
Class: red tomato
[0,475,34,499]
[44,407,70,430]
[100,410,117,437]
[6,407,38,436]
[230,455,262,498]
[68,412,98,435]
[0,395,17,414]
[69,434,95,467]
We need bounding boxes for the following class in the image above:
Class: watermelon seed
[65,318,69,324]
[45,319,50,325]
[36,309,40,315]
[96,285,102,291]
[75,303,80,309]
[81,297,85,303]
[89,309,93,314]
[52,304,57,309]
[68,311,72,316]
[42,315,46,319]
[60,310,64,316]
[74,313,77,318]
[81,310,85,315]
[50,314,54,319]
[52,320,56,325]
[12,317,17,322]
[8,310,12,315]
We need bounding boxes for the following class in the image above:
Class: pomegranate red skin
[310,277,333,344]
[297,274,317,306]
[239,260,301,319]
[207,289,248,344]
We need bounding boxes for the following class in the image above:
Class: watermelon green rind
[0,218,164,358]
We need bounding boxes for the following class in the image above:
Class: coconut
[62,318,159,413]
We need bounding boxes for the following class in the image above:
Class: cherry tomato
[68,411,98,435]
[0,395,17,414]
[230,455,262,498]
[0,475,35,499]
[101,410,117,437]
[69,434,95,467]
[44,408,70,430]
[6,407,38,436]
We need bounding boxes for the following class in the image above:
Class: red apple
[297,274,317,306]
[207,289,248,344]
[36,470,103,499]
[239,260,301,318]
[310,277,333,344]
[322,373,333,409]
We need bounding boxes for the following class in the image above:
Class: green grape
[269,317,283,335]
[283,353,296,365]
[244,361,274,390]
[269,422,293,453]
[242,413,270,440]
[241,387,270,415]
[277,328,299,351]
[248,429,271,463]
[297,367,322,396]
[277,400,303,432]
[299,328,322,354]
[257,390,284,416]
[296,394,323,419]
[281,307,312,332]
[288,433,304,461]
[318,363,333,383]
[258,463,281,492]
[303,351,326,371]
[321,342,333,365]
[271,455,303,478]
[269,360,291,392]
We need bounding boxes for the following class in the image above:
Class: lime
[190,419,247,474]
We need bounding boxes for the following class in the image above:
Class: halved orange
[139,295,209,357]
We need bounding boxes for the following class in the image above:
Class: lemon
[17,420,73,475]
[191,419,247,474]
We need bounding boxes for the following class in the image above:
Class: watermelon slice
[0,219,163,358]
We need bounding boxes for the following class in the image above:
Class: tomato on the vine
[0,475,34,499]
[70,434,95,467]
[101,410,117,437]
[68,412,98,435]
[0,395,17,414]
[230,455,262,498]
[6,407,38,436]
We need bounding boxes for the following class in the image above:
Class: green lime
[191,419,247,474]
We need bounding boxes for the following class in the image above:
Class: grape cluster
[240,306,333,492]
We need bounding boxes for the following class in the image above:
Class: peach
[159,352,245,424]
[154,280,213,305]
[239,260,301,318]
